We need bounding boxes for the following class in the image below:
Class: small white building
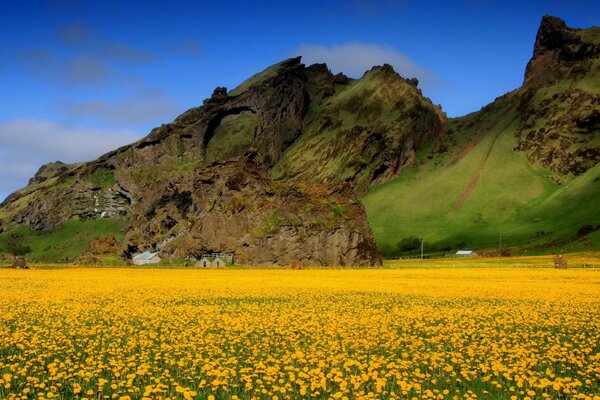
[456,250,479,258]
[212,257,226,267]
[132,251,161,265]
[198,257,211,268]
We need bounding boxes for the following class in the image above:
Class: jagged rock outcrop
[28,161,72,185]
[516,16,600,175]
[524,15,600,87]
[125,152,381,266]
[272,63,446,194]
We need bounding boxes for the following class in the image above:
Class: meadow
[0,267,598,400]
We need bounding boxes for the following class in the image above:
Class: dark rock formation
[516,16,600,175]
[12,256,27,269]
[126,153,381,266]
[28,161,71,185]
[524,15,600,87]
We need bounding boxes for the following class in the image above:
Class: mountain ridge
[1,15,598,263]
[364,15,600,257]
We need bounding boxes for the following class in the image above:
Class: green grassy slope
[205,114,258,163]
[272,66,444,194]
[363,107,600,258]
[365,21,600,259]
[0,219,125,263]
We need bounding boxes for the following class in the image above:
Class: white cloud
[0,119,141,199]
[295,42,439,87]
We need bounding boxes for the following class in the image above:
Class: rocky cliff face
[0,55,446,265]
[516,16,600,175]
[125,152,381,266]
[524,16,600,88]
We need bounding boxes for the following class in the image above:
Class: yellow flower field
[0,268,598,400]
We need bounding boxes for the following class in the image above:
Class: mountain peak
[524,15,600,86]
[364,63,399,79]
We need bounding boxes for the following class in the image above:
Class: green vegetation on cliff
[364,99,600,258]
[0,219,125,263]
[273,65,444,194]
[205,114,258,162]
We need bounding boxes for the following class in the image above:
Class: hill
[0,58,444,265]
[0,16,598,263]
[363,16,600,257]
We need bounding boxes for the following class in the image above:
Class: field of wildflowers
[0,268,598,400]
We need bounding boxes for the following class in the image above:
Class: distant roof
[133,251,159,260]
[456,250,474,255]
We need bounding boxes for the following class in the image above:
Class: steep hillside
[364,16,600,258]
[0,57,443,265]
[273,65,444,194]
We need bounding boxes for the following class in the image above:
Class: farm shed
[455,250,479,258]
[132,251,161,265]
[198,257,211,268]
[212,257,226,267]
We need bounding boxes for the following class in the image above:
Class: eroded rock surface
[125,153,381,266]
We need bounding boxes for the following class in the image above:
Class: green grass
[86,167,116,188]
[254,212,283,239]
[228,60,288,96]
[576,25,600,45]
[363,109,600,258]
[0,219,126,263]
[172,158,202,173]
[205,114,258,163]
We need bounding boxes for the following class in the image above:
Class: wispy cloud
[58,22,154,64]
[0,119,141,197]
[15,48,54,64]
[15,22,156,89]
[59,23,93,46]
[165,38,203,58]
[62,55,111,86]
[294,42,440,88]
[52,88,181,125]
[102,42,155,64]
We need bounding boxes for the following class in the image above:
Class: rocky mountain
[0,54,444,265]
[517,15,600,175]
[125,152,380,266]
[1,15,597,263]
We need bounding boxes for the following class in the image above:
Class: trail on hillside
[451,112,519,214]
[450,106,516,166]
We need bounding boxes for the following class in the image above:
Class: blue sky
[1,0,599,201]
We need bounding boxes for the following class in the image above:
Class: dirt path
[449,105,516,167]
[451,112,519,213]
